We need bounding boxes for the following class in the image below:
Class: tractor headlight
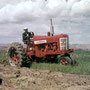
[60,37,69,50]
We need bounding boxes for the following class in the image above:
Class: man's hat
[24,27,28,31]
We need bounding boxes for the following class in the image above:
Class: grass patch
[31,80,36,84]
[0,50,7,61]
[0,50,90,75]
[31,50,90,75]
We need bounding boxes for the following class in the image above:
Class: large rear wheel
[7,42,23,67]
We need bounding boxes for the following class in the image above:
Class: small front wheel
[58,56,72,65]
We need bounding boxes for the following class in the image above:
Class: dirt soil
[0,62,90,90]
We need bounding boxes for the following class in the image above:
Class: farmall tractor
[7,19,75,67]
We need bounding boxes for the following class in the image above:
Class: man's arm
[28,32,31,38]
[22,33,27,42]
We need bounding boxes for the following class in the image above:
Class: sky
[0,0,90,44]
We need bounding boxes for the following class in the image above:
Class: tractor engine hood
[33,34,68,45]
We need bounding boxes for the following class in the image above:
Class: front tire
[58,56,72,65]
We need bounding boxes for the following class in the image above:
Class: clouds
[0,0,90,44]
[71,0,90,16]
[0,0,90,23]
[0,0,63,23]
[0,0,88,23]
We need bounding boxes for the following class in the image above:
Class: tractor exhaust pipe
[50,18,54,36]
[47,18,54,36]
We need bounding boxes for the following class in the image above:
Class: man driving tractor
[22,27,31,44]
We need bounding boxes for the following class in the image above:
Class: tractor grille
[60,37,69,50]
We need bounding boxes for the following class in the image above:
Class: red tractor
[7,19,75,67]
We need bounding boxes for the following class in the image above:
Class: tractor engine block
[37,43,57,52]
